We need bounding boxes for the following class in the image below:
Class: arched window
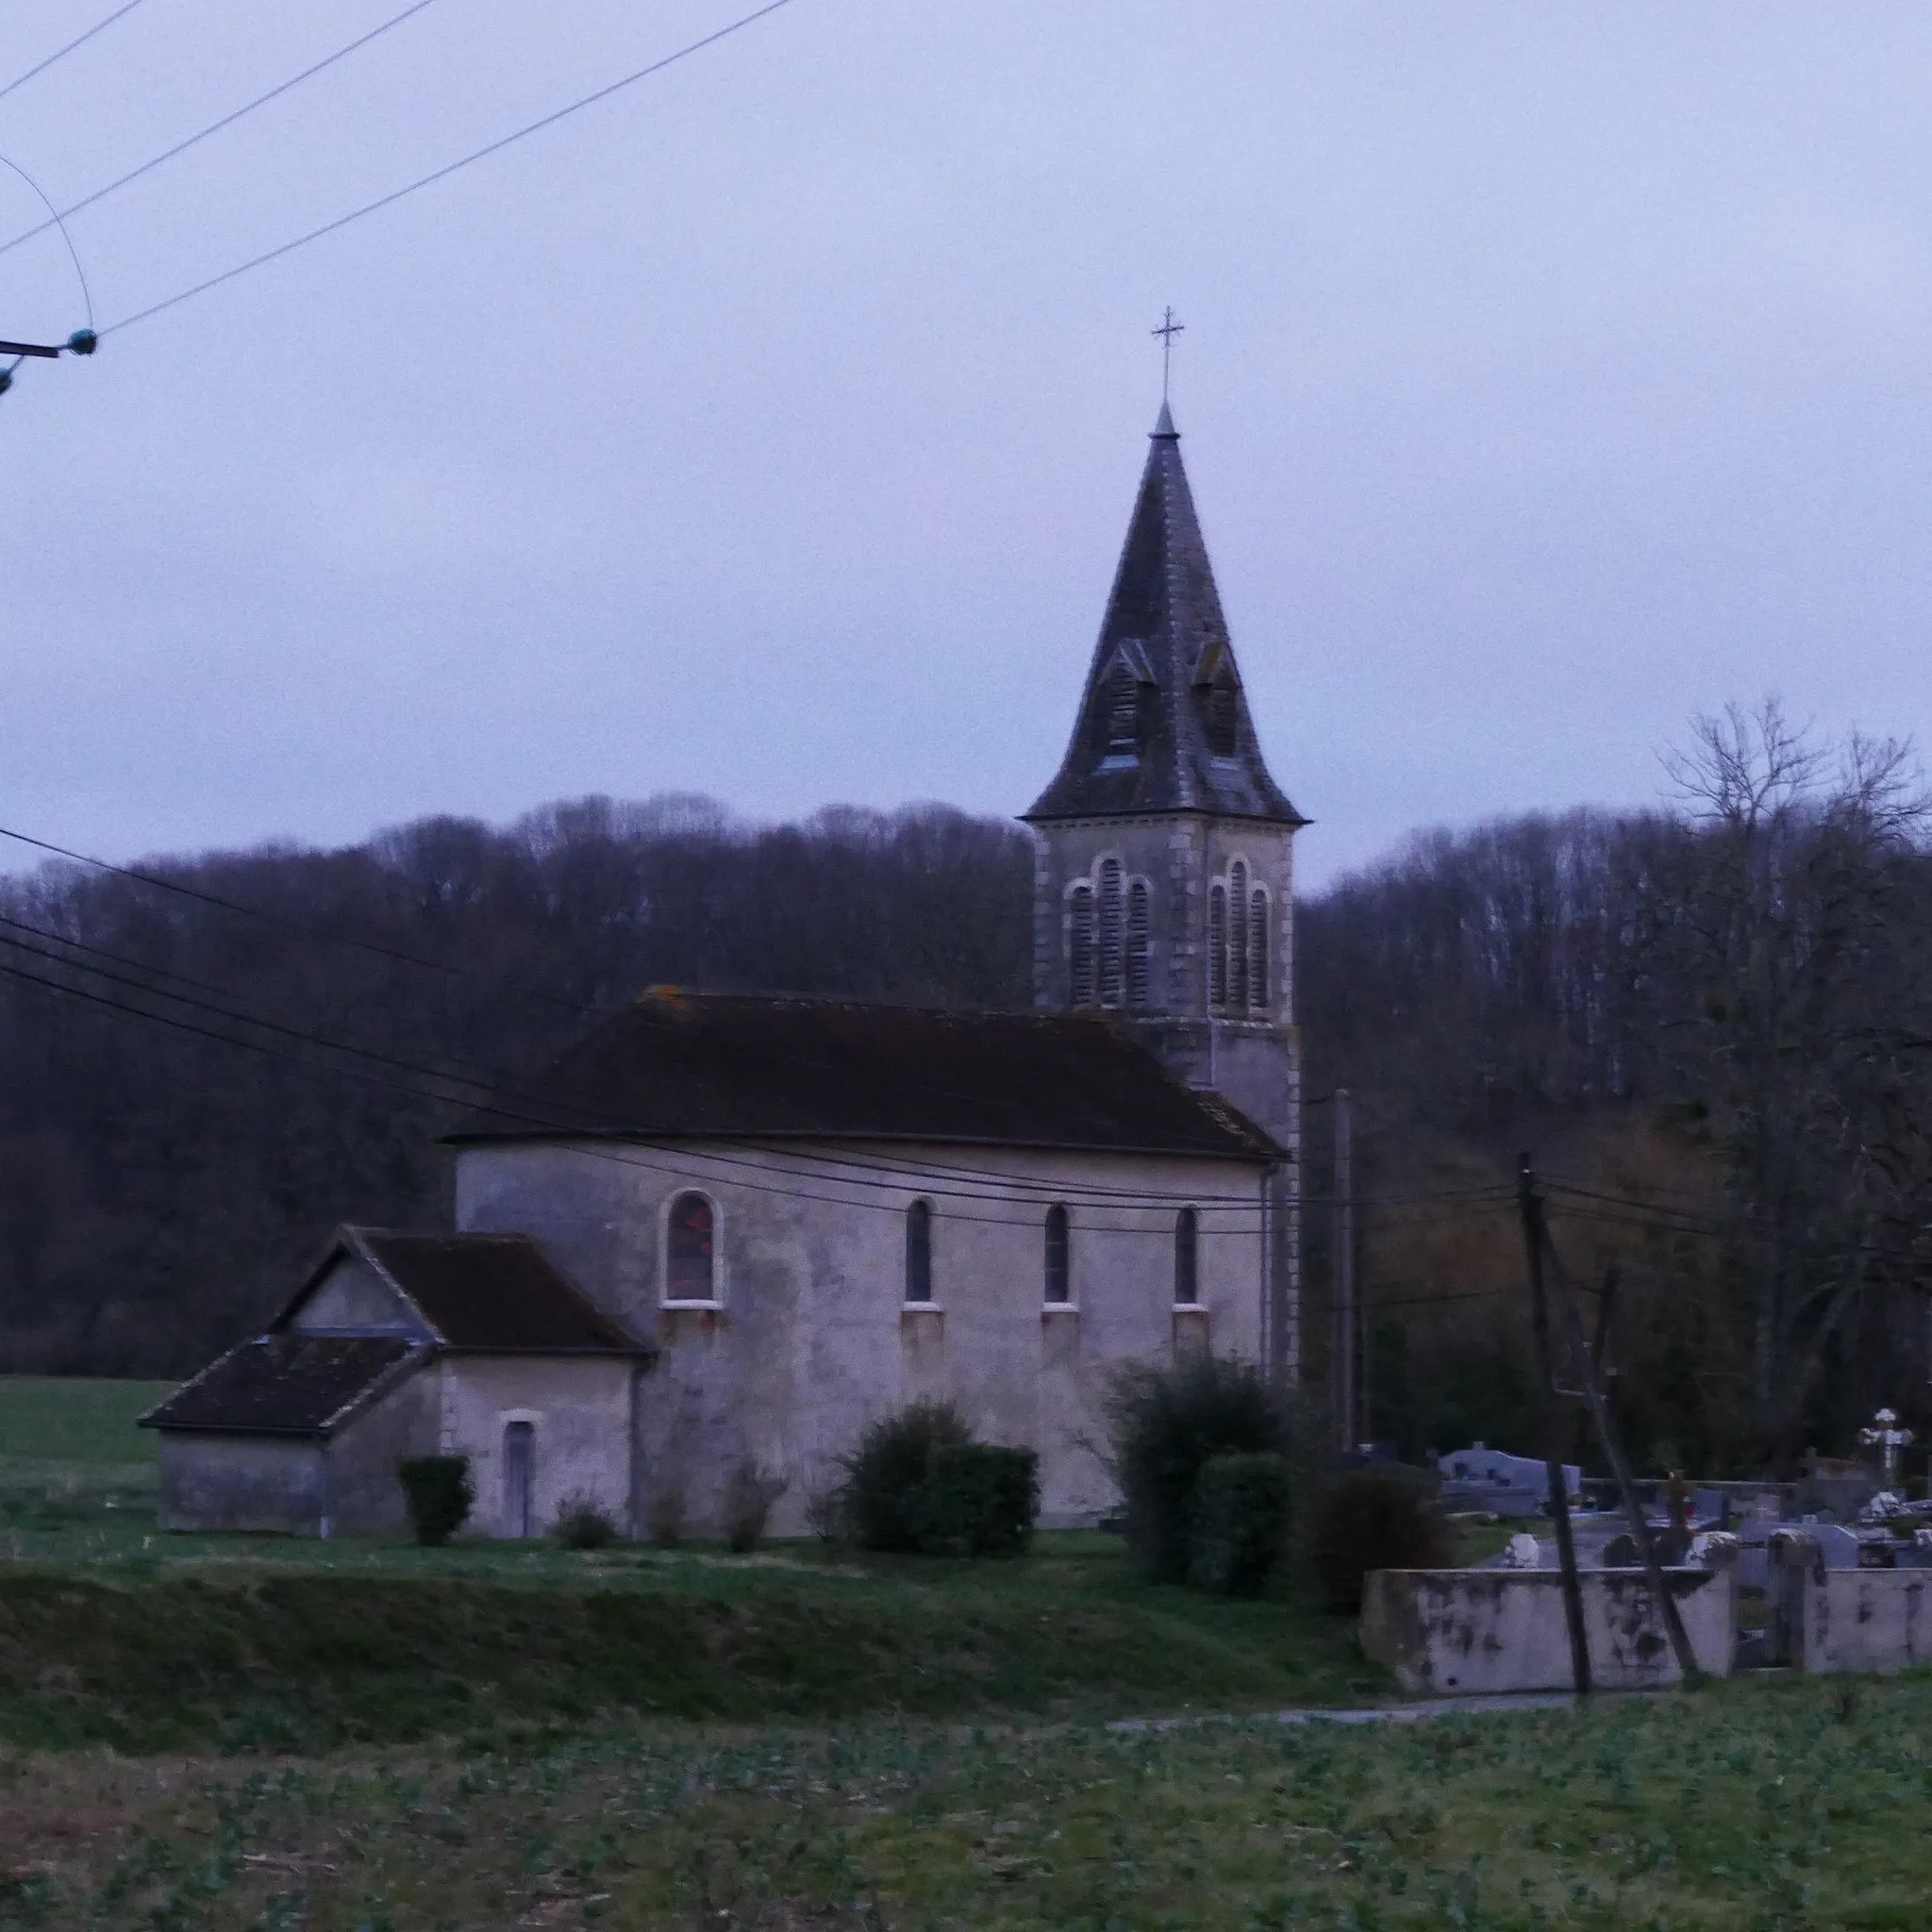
[1105,668,1141,759]
[1174,1208,1199,1307]
[1249,889,1270,1011]
[1097,858,1124,1006]
[1208,885,1227,1008]
[1125,880,1151,1008]
[905,1199,933,1304]
[1043,1204,1071,1303]
[1228,862,1249,1010]
[1069,885,1096,1007]
[666,1191,715,1302]
[1205,662,1240,757]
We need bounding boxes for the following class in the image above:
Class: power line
[0,0,152,107]
[101,0,801,337]
[0,0,445,265]
[3,816,1449,1207]
[0,903,1518,1211]
[0,943,1521,1235]
[0,821,598,1018]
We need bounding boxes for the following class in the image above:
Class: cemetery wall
[1360,1567,1737,1695]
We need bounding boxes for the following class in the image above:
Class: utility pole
[1519,1156,1591,1695]
[1334,1089,1356,1451]
[0,327,96,395]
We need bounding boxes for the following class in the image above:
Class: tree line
[4,704,1929,1477]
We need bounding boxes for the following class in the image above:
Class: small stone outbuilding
[142,1226,652,1537]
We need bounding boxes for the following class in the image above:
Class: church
[144,399,1309,1541]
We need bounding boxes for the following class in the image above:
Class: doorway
[503,1420,535,1538]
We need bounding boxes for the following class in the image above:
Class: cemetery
[1361,1405,1932,1693]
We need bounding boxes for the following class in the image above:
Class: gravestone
[1438,1442,1581,1518]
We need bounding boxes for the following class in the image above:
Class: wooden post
[1334,1089,1356,1450]
[1520,1156,1591,1696]
[1536,1189,1703,1686]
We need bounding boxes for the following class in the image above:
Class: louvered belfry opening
[1250,889,1270,1010]
[1106,666,1141,759]
[1208,884,1228,1008]
[1097,858,1125,1005]
[1228,860,1249,1010]
[1069,885,1096,1006]
[1125,880,1151,1008]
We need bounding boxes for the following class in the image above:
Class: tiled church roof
[1024,403,1306,825]
[444,991,1282,1161]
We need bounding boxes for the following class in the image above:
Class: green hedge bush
[916,1443,1040,1557]
[1106,1356,1294,1585]
[1307,1465,1455,1611]
[1187,1451,1290,1596]
[843,1401,973,1553]
[397,1456,473,1546]
[841,1404,1037,1556]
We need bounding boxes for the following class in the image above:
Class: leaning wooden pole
[1535,1191,1703,1687]
[1519,1156,1591,1696]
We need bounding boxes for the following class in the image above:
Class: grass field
[5,1378,1911,1929]
[7,1674,1932,1927]
[0,1376,172,1461]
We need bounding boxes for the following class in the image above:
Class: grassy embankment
[0,1377,1374,1756]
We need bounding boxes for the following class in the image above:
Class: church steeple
[1024,405,1304,827]
[1020,389,1305,1378]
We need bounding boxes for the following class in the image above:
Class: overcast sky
[4,2,1930,888]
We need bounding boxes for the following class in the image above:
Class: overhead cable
[0,0,152,108]
[0,820,598,1017]
[102,0,799,337]
[0,0,446,264]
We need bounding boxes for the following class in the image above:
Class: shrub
[1106,1356,1293,1584]
[843,1400,972,1554]
[397,1456,473,1547]
[803,1477,848,1544]
[1307,1466,1456,1612]
[915,1443,1040,1557]
[724,1460,789,1554]
[554,1492,618,1550]
[1188,1452,1290,1596]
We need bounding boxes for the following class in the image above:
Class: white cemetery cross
[1858,1407,1914,1486]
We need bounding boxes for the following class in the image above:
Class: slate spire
[1024,406,1303,824]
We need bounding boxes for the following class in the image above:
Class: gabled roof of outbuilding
[345,1228,645,1354]
[442,990,1281,1162]
[1024,404,1306,826]
[140,1334,421,1436]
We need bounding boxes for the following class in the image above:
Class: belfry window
[667,1192,715,1302]
[1069,885,1096,1007]
[1228,861,1249,1010]
[1044,1204,1071,1303]
[1097,858,1124,1006]
[1125,881,1151,1008]
[1250,890,1270,1011]
[905,1199,933,1304]
[1174,1208,1199,1307]
[1208,885,1227,1008]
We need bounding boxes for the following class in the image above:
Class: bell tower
[1022,401,1306,1374]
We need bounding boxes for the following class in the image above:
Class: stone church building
[145,402,1308,1540]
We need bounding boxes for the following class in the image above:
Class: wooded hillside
[5,705,1928,1474]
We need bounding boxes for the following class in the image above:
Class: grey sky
[3,2,1929,887]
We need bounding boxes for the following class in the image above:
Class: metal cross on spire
[1152,306,1184,402]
